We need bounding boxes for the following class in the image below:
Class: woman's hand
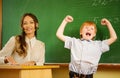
[4,56,17,64]
[21,61,36,66]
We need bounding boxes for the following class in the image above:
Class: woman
[0,13,45,66]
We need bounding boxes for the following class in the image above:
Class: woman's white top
[0,36,45,65]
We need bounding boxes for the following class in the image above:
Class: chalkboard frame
[2,0,120,63]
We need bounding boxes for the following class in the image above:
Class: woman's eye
[23,22,27,25]
[30,21,34,24]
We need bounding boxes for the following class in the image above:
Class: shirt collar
[26,36,36,41]
[81,38,93,42]
[25,36,36,47]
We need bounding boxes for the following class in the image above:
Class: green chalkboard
[2,0,120,63]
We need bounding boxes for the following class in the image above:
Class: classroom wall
[1,0,120,78]
[0,0,2,49]
[52,64,120,78]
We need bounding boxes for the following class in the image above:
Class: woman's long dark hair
[14,13,39,57]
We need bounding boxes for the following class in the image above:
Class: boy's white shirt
[64,36,109,74]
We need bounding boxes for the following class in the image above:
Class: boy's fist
[64,15,73,22]
[101,18,110,26]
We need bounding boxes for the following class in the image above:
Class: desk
[0,64,59,78]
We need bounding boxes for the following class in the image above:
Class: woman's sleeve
[36,42,45,65]
[0,36,15,64]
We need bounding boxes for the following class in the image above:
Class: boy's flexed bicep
[101,18,117,45]
[56,15,73,42]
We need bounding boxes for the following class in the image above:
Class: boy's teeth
[86,33,91,36]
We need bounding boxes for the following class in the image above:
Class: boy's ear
[80,33,82,38]
[80,32,82,35]
[93,33,96,37]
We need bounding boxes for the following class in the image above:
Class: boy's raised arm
[101,18,117,45]
[56,15,73,42]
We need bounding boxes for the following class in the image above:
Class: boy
[56,15,117,78]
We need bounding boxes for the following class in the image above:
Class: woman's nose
[26,23,31,27]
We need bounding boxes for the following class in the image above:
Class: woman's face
[22,16,36,35]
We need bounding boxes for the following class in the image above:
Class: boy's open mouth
[86,32,91,36]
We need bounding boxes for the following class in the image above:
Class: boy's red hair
[80,21,97,33]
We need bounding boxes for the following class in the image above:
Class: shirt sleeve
[100,40,110,53]
[64,36,73,49]
[0,36,15,64]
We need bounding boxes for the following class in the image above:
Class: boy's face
[80,25,96,40]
